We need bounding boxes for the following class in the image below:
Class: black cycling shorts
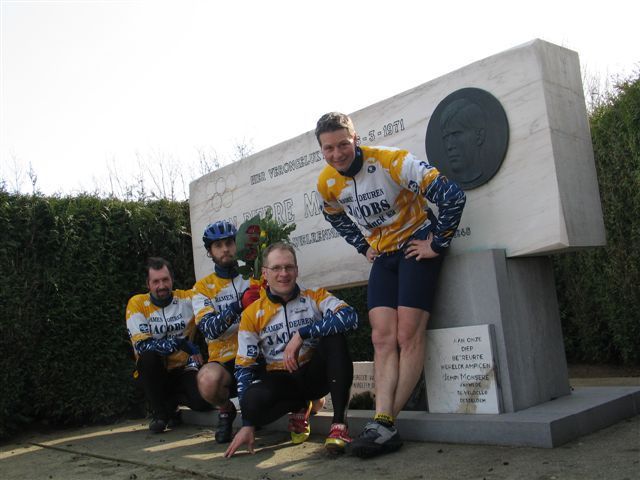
[367,249,443,312]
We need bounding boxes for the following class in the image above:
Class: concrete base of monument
[182,386,640,449]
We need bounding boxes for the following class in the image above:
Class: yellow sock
[374,413,394,426]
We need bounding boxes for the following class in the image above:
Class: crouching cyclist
[126,257,213,433]
[225,242,358,458]
[192,220,262,443]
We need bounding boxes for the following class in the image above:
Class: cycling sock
[374,412,394,427]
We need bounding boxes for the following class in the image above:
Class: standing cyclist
[315,112,466,457]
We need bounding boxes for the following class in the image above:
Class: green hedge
[0,194,194,439]
[331,285,372,361]
[553,73,640,364]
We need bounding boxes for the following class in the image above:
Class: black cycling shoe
[348,421,403,458]
[215,403,237,444]
[148,417,168,434]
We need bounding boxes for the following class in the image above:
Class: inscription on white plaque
[425,325,501,414]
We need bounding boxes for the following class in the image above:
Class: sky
[1,0,638,198]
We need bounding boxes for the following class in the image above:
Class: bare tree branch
[5,138,256,199]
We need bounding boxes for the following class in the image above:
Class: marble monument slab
[189,39,605,288]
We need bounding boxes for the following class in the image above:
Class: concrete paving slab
[1,415,638,480]
[184,386,640,448]
[2,378,638,479]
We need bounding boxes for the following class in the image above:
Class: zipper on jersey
[352,175,384,251]
[352,176,374,230]
[161,307,170,338]
[283,303,292,341]
[230,277,240,304]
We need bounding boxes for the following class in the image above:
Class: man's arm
[297,305,358,339]
[134,336,200,357]
[282,295,358,372]
[126,299,178,356]
[322,210,369,255]
[397,152,466,254]
[318,173,370,255]
[234,364,256,420]
[226,296,263,457]
[191,282,242,340]
[193,283,261,340]
[423,174,466,253]
[197,306,241,340]
[234,309,262,425]
[126,294,201,358]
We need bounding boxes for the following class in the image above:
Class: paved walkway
[1,378,638,480]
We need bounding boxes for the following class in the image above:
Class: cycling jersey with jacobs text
[317,145,466,255]
[234,285,358,401]
[126,289,194,371]
[192,272,261,363]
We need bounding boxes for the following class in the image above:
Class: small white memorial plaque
[425,325,501,414]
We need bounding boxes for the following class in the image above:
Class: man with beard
[126,257,213,433]
[192,221,262,443]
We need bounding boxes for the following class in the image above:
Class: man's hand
[176,338,200,355]
[224,426,255,458]
[241,285,261,310]
[283,332,304,373]
[365,247,378,263]
[404,232,439,260]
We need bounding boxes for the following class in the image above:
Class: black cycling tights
[241,334,353,426]
[137,351,211,419]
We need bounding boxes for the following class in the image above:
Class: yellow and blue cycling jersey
[192,271,261,363]
[234,285,358,400]
[317,145,466,254]
[125,289,194,371]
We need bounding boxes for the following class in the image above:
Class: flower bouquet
[235,211,296,280]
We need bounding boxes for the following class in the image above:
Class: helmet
[203,221,237,249]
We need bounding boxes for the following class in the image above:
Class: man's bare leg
[392,307,429,416]
[369,306,399,417]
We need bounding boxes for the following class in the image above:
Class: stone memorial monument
[188,39,639,447]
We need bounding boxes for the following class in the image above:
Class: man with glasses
[224,242,358,457]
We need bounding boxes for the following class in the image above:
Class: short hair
[146,256,174,280]
[315,112,356,145]
[440,99,486,131]
[262,242,297,267]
